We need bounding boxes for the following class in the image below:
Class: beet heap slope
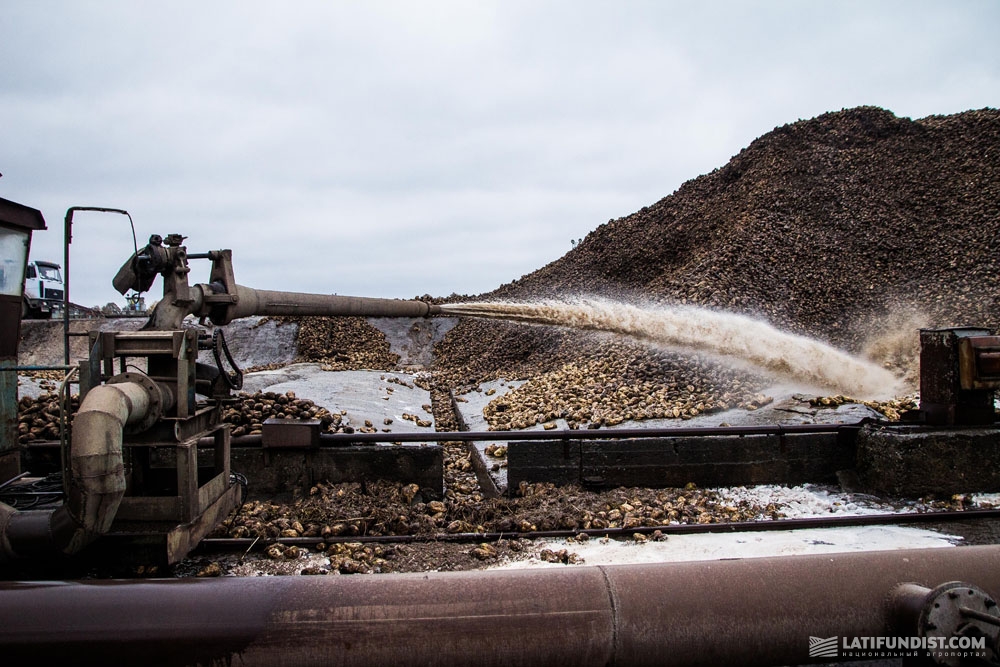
[435,106,1000,391]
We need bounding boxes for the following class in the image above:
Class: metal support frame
[86,329,201,419]
[61,206,134,365]
[920,327,999,425]
[114,425,231,524]
[73,327,236,563]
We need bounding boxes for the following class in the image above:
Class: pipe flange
[107,373,166,435]
[917,581,1000,666]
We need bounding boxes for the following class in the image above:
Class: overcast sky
[2,1,997,308]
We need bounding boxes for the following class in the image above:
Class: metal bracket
[959,336,1000,391]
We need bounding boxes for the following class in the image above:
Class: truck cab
[23,260,64,319]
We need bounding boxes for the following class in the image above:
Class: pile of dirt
[486,107,999,340]
[429,107,999,420]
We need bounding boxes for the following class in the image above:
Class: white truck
[22,260,64,319]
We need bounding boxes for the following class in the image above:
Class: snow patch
[491,525,962,570]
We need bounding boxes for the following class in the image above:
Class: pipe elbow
[0,502,16,561]
[0,381,154,560]
[63,382,153,550]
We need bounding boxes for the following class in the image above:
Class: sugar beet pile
[487,107,999,332]
[216,107,999,563]
[430,106,999,429]
[15,106,1000,573]
[22,107,998,440]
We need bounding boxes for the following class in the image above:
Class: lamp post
[0,197,46,483]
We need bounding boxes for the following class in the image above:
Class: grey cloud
[2,0,998,306]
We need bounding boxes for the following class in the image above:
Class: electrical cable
[226,471,250,527]
[0,472,65,510]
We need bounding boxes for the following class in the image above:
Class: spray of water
[440,298,902,399]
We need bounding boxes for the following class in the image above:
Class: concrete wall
[857,424,1000,496]
[506,431,856,493]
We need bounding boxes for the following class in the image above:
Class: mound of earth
[428,107,999,422]
[487,107,999,342]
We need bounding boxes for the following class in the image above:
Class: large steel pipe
[226,285,441,321]
[1,545,998,666]
[146,283,442,329]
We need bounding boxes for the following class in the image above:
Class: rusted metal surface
[223,423,859,497]
[228,285,440,321]
[959,335,1000,391]
[0,197,45,464]
[1,546,999,666]
[86,330,201,419]
[889,581,1000,662]
[506,431,855,492]
[21,422,874,452]
[920,327,996,425]
[0,360,18,462]
[1,378,239,564]
[92,479,243,567]
[607,546,1000,666]
[256,422,855,444]
[261,418,320,448]
[229,442,445,497]
[0,310,22,373]
[115,426,231,524]
[0,197,47,232]
[979,351,1000,380]
[145,283,440,329]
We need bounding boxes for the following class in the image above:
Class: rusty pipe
[145,283,442,329]
[1,546,998,666]
[0,381,155,560]
[222,284,441,322]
